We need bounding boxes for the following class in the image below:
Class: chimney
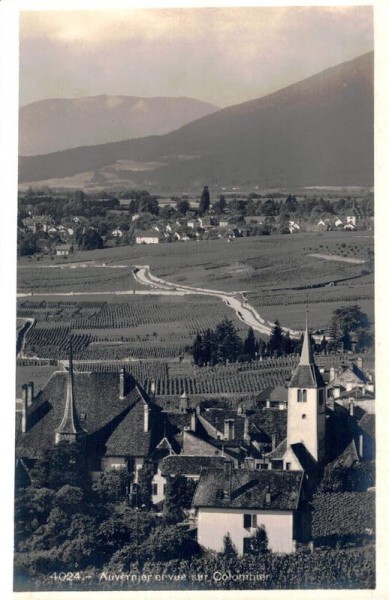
[20,393,28,433]
[224,419,235,441]
[179,392,189,413]
[224,460,232,500]
[330,366,335,381]
[144,404,150,433]
[243,416,250,444]
[237,404,243,415]
[27,382,34,407]
[190,409,197,432]
[196,405,201,416]
[333,387,340,399]
[266,399,271,409]
[349,400,354,417]
[359,434,364,459]
[22,383,28,404]
[119,368,125,399]
[271,434,276,451]
[357,357,364,372]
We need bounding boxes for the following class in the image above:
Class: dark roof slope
[289,364,325,388]
[193,467,303,510]
[161,455,227,477]
[358,413,375,438]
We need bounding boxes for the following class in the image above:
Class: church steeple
[289,313,325,389]
[55,340,86,444]
[299,311,315,366]
[286,312,327,463]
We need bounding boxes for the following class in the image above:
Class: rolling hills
[19,52,373,189]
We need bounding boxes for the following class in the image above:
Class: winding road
[133,266,302,339]
[17,261,308,340]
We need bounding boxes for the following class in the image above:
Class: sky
[19,5,373,108]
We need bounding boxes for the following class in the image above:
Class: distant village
[17,187,374,257]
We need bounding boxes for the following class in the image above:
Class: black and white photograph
[2,0,385,595]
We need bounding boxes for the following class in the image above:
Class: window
[243,514,257,529]
[152,483,158,496]
[298,389,307,402]
[216,488,224,500]
[163,484,167,495]
[286,462,291,470]
[302,414,306,419]
[153,462,159,475]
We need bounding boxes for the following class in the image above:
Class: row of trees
[191,305,372,367]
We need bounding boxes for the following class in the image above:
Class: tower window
[298,389,307,402]
[302,389,307,402]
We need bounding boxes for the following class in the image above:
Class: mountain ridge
[19,52,373,188]
[19,95,220,156]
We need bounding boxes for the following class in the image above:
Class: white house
[193,463,306,554]
[135,231,161,244]
[112,228,124,238]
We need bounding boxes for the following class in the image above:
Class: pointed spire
[55,338,86,443]
[299,309,314,366]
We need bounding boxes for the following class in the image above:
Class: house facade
[193,464,307,554]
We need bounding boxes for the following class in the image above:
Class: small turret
[54,340,86,445]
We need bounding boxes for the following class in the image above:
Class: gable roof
[193,467,303,511]
[266,438,287,459]
[16,371,162,459]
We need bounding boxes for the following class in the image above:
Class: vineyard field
[312,492,375,542]
[17,297,246,360]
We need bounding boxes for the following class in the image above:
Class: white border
[1,1,387,599]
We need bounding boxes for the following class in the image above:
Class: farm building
[135,231,161,244]
[55,244,73,256]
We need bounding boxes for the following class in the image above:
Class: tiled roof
[249,409,287,446]
[289,364,325,388]
[193,468,303,510]
[266,438,287,459]
[16,371,162,459]
[160,455,227,477]
[358,413,375,438]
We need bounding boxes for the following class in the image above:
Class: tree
[163,476,185,524]
[215,318,243,363]
[135,461,154,509]
[92,469,132,504]
[29,441,88,490]
[177,199,190,216]
[244,327,256,360]
[328,305,371,352]
[76,228,104,251]
[192,333,203,366]
[268,320,284,357]
[199,186,210,214]
[222,532,238,558]
[248,525,269,555]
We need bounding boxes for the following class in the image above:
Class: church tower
[287,318,326,462]
[54,342,86,444]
